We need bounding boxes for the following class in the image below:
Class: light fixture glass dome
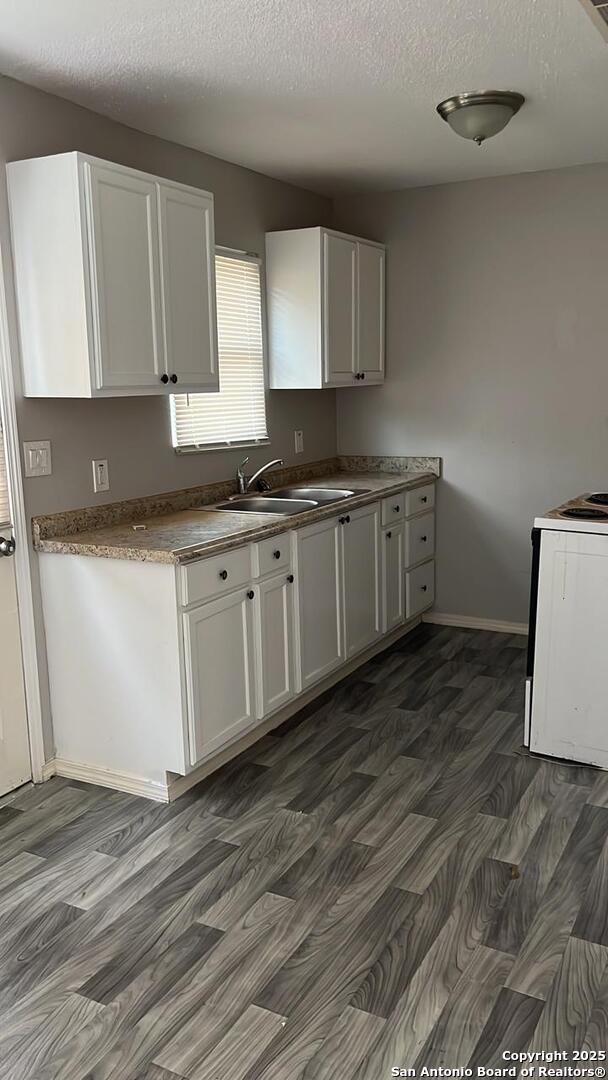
[437,90,525,145]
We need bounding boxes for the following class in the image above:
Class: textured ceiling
[0,0,606,194]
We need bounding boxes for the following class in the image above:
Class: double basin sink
[212,486,371,516]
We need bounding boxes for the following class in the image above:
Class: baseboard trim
[40,760,57,782]
[423,612,528,636]
[44,758,169,802]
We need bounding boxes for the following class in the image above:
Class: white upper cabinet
[7,152,218,397]
[266,226,385,389]
[323,233,357,385]
[357,241,385,383]
[85,161,164,391]
[158,182,218,391]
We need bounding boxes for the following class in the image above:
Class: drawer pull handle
[219,570,228,580]
[421,584,428,592]
[421,496,428,503]
[170,374,178,384]
[393,505,400,513]
[287,574,294,583]
[247,590,255,600]
[273,550,281,559]
[386,531,392,539]
[420,535,428,542]
[160,373,169,384]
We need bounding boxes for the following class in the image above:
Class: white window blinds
[0,421,10,527]
[171,252,268,450]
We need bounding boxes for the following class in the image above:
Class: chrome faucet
[236,456,284,494]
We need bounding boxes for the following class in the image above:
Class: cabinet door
[84,161,165,392]
[183,588,256,766]
[158,184,219,391]
[255,573,296,718]
[323,233,357,386]
[405,560,435,619]
[531,530,608,768]
[342,502,381,658]
[382,524,405,633]
[404,511,435,569]
[295,516,343,690]
[357,242,385,383]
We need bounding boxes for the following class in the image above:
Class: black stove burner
[560,506,608,520]
[586,493,608,506]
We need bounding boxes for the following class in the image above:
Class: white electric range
[526,492,608,769]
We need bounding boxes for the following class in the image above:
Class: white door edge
[0,194,46,783]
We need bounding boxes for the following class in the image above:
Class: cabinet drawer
[405,483,435,518]
[252,534,291,578]
[181,546,252,606]
[405,560,435,619]
[405,512,435,568]
[381,492,405,526]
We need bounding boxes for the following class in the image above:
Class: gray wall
[333,163,608,625]
[0,75,334,757]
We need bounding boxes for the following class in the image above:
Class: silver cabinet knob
[0,536,16,557]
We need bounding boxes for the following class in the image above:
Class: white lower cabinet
[38,482,436,799]
[405,559,435,619]
[184,569,297,765]
[294,516,344,691]
[254,572,297,718]
[341,503,382,658]
[183,586,257,766]
[405,511,435,568]
[382,523,405,632]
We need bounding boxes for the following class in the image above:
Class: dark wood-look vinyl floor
[1,624,607,1079]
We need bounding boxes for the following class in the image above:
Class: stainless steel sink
[271,486,370,504]
[214,496,318,515]
[210,486,371,516]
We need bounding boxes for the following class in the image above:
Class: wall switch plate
[294,429,304,454]
[92,459,110,493]
[23,440,52,477]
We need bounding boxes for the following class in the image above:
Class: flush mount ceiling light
[437,90,525,146]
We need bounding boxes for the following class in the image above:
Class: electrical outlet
[294,429,304,454]
[23,440,52,477]
[92,459,110,493]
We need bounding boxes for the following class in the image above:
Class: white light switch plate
[23,440,52,477]
[92,459,110,493]
[294,429,304,454]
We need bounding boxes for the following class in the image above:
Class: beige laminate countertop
[35,472,435,565]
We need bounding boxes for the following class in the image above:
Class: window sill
[174,438,271,456]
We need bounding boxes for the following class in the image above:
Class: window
[171,251,268,451]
